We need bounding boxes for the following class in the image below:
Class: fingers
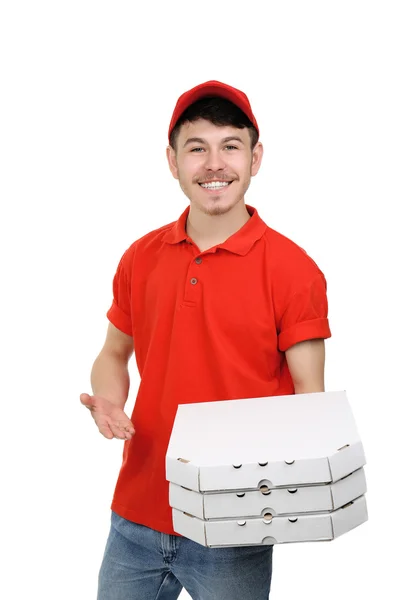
[96,418,124,440]
[96,416,134,440]
[81,393,135,440]
[97,422,114,439]
[106,422,125,440]
[116,420,135,436]
[80,393,94,409]
[109,420,135,440]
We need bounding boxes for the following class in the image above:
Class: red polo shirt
[106,205,331,535]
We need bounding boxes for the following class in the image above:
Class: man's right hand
[80,393,135,440]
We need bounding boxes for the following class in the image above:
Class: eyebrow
[183,136,245,148]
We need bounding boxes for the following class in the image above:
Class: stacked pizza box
[166,391,368,547]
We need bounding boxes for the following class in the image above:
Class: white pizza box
[169,467,367,519]
[172,495,368,547]
[166,391,366,492]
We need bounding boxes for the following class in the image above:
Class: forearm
[90,351,130,409]
[286,339,326,394]
[294,381,325,394]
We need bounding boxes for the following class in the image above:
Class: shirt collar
[162,205,267,256]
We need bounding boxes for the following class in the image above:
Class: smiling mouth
[198,181,232,190]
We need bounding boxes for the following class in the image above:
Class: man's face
[167,119,263,217]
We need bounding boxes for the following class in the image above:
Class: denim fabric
[98,511,273,600]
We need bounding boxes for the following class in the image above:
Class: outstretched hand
[80,393,135,440]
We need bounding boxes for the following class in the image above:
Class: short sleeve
[106,252,133,337]
[277,274,331,352]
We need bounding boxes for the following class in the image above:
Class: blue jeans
[98,511,273,599]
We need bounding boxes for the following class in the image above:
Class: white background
[1,1,399,598]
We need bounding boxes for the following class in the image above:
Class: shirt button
[195,257,202,264]
[190,278,198,285]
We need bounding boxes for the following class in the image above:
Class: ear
[166,145,179,180]
[251,142,263,176]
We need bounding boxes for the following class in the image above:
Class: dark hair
[169,96,259,151]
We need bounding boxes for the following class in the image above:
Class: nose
[203,148,226,172]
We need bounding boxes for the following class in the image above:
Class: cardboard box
[172,495,368,547]
[166,391,366,492]
[169,467,367,519]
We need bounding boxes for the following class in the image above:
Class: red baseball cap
[168,80,259,142]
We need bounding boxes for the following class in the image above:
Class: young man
[81,80,331,600]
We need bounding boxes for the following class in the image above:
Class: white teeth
[200,181,230,189]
